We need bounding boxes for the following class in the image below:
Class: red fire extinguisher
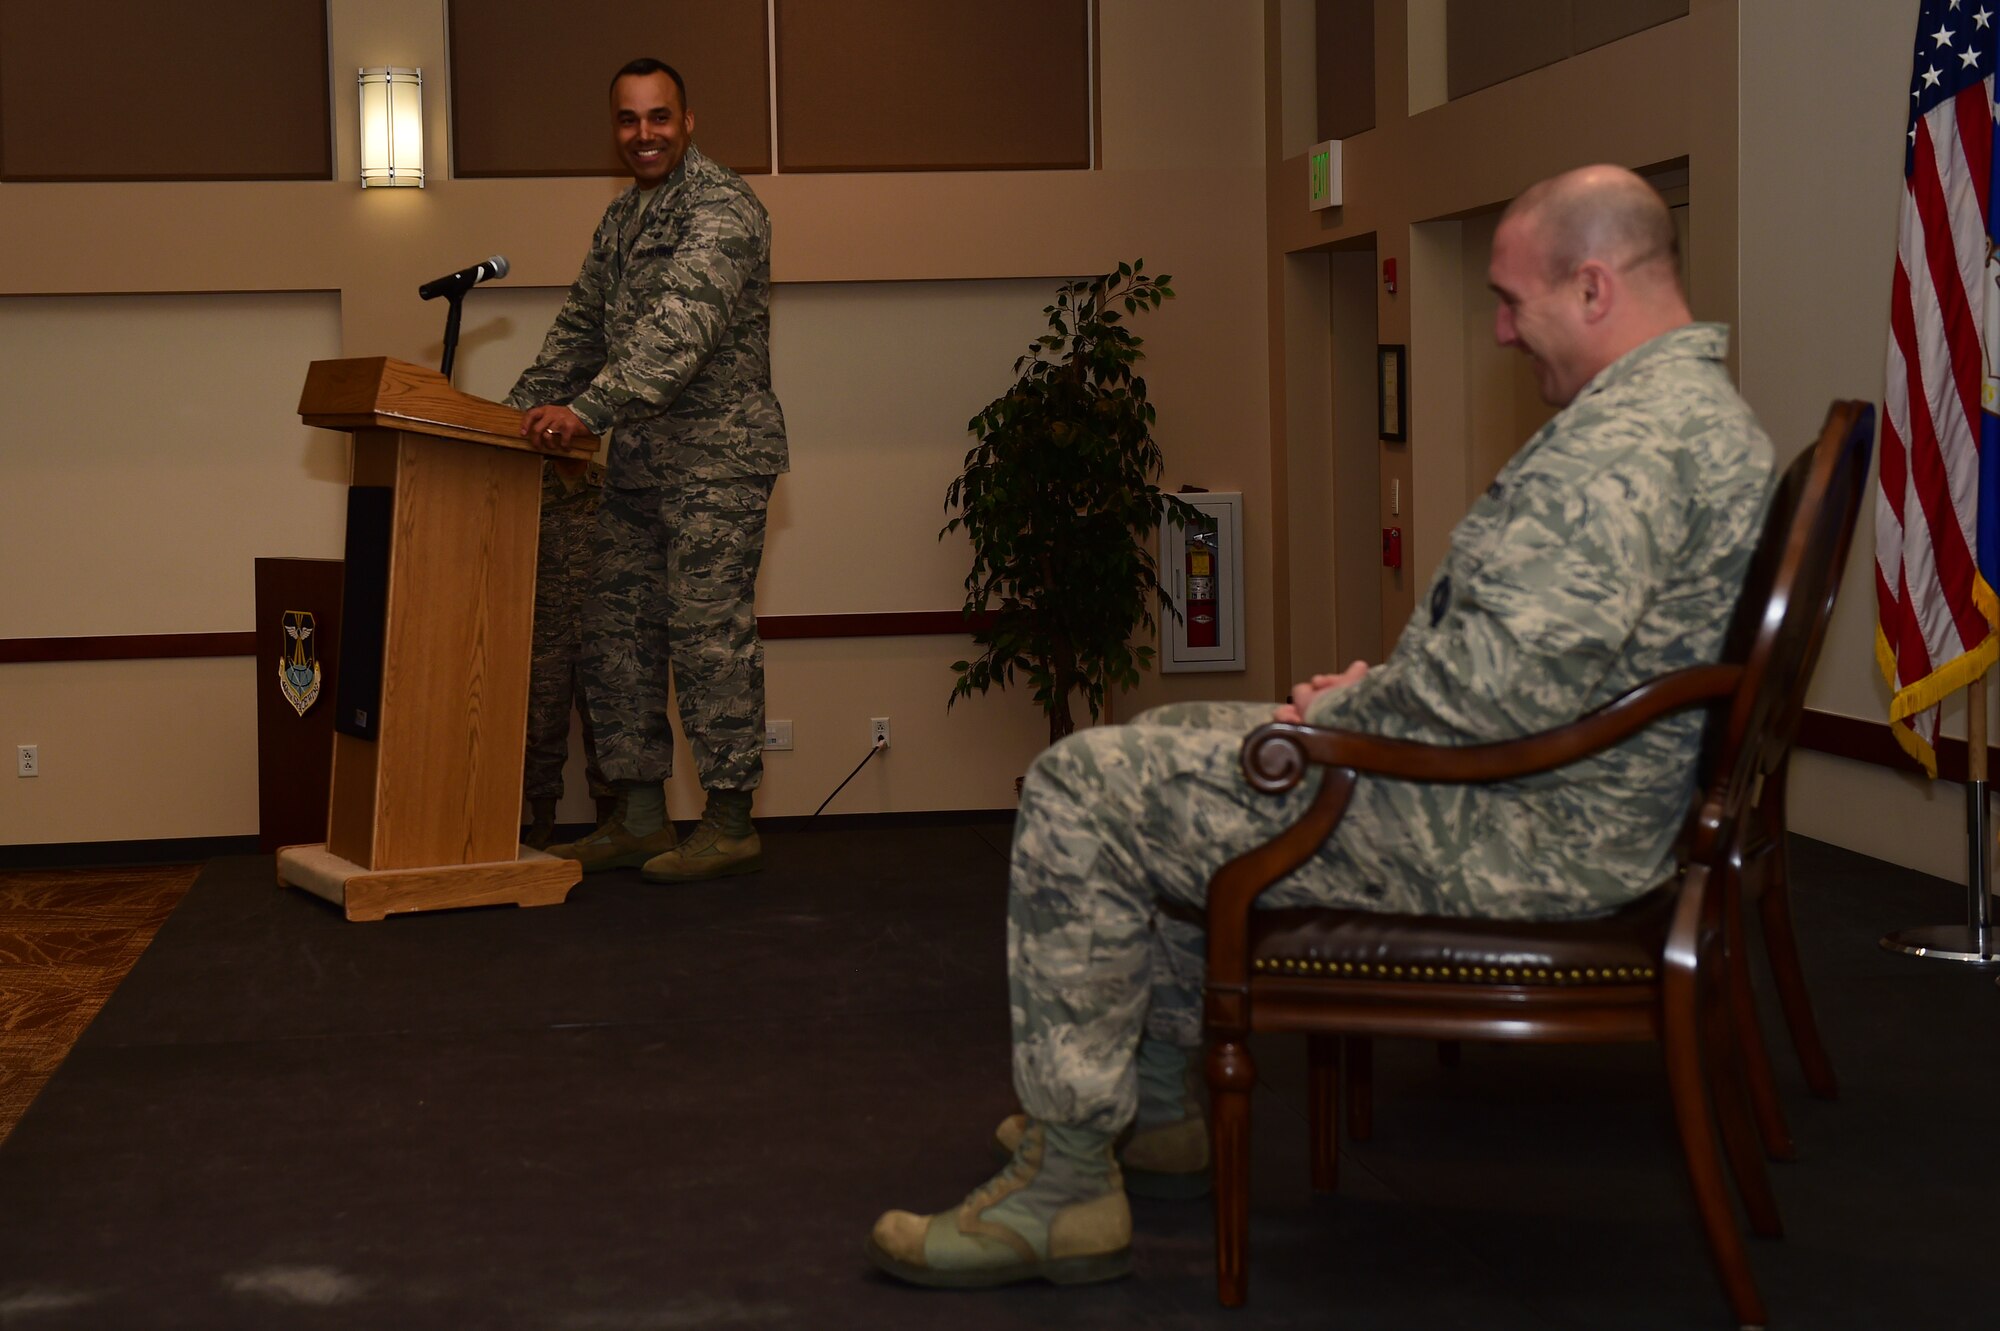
[1186,525,1218,648]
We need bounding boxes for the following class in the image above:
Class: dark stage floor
[0,821,1993,1329]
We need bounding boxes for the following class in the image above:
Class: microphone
[418,254,510,302]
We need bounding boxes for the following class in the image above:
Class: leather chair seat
[1248,884,1675,986]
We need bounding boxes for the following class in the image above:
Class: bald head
[1502,165,1681,294]
[1488,164,1693,406]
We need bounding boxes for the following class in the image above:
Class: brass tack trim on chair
[1252,954,1657,984]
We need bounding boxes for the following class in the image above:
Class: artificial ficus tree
[944,261,1200,744]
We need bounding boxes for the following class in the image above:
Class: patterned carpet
[0,865,197,1145]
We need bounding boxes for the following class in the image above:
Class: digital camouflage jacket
[507,145,788,487]
[1307,322,1775,916]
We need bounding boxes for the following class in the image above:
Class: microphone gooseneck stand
[438,292,467,383]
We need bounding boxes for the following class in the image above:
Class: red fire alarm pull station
[1383,257,1397,293]
[1382,526,1403,569]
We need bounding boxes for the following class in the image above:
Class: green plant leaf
[939,261,1179,725]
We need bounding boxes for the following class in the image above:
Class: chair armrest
[1202,662,1742,1005]
[1241,663,1743,793]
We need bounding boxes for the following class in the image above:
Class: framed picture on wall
[1377,344,1407,442]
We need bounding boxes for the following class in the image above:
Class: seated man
[866,164,1776,1289]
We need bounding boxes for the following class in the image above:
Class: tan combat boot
[547,781,677,872]
[641,789,761,882]
[992,1039,1210,1199]
[868,1120,1131,1288]
[523,798,559,851]
[992,1111,1209,1200]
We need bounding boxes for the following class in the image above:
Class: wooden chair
[1200,401,1876,1327]
[1720,719,1839,1160]
[1719,435,1850,1159]
[1340,434,1844,1165]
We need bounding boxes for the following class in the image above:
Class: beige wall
[0,294,346,635]
[0,0,1271,845]
[0,294,343,845]
[1735,0,1976,885]
[1283,250,1340,679]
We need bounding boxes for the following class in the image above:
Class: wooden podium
[276,357,594,921]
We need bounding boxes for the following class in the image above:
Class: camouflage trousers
[1009,699,1554,1134]
[584,476,774,791]
[525,469,608,802]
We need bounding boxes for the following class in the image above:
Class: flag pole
[1881,665,1998,963]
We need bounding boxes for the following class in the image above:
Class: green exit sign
[1308,139,1341,211]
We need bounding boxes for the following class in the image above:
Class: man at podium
[509,57,788,882]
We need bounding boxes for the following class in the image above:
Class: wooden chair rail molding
[0,627,1953,776]
[1793,709,1971,782]
[0,632,261,663]
[0,612,1000,661]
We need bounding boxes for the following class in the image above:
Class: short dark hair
[610,57,687,108]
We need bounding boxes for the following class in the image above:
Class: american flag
[1879,0,2000,775]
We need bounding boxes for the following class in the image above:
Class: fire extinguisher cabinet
[1159,491,1245,673]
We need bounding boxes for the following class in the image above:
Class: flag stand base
[1880,921,2000,963]
[1881,779,1997,964]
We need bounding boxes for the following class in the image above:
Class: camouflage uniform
[507,145,787,791]
[1009,323,1775,1133]
[524,460,610,804]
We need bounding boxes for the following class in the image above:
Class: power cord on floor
[812,735,888,816]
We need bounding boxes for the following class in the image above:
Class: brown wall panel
[450,0,771,177]
[1571,0,1693,55]
[0,0,330,181]
[775,0,1090,172]
[1446,0,1571,100]
[1316,0,1375,142]
[1446,0,1687,102]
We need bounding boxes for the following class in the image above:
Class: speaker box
[334,486,393,741]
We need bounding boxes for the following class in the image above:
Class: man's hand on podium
[522,404,587,451]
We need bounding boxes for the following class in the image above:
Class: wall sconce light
[358,67,424,188]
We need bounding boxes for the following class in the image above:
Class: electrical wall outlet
[870,717,891,749]
[763,720,794,751]
[17,744,38,777]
